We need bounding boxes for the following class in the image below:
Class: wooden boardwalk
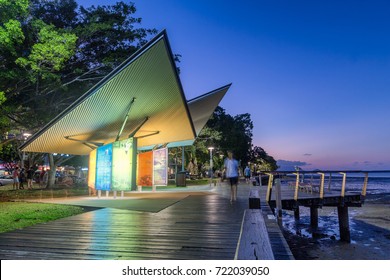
[0,194,245,260]
[1,183,296,260]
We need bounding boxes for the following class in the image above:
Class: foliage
[1,0,156,131]
[192,106,277,173]
[0,142,19,172]
[193,106,254,171]
[249,146,278,171]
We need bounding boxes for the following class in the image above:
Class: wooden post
[294,207,300,220]
[310,206,318,228]
[339,172,347,197]
[121,191,124,198]
[328,173,332,191]
[113,190,117,199]
[98,190,101,199]
[275,179,282,226]
[337,206,351,242]
[105,190,109,197]
[265,173,274,202]
[362,172,368,199]
[318,172,325,199]
[293,173,299,201]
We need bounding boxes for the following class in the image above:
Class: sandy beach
[281,193,390,260]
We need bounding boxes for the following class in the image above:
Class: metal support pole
[181,146,185,172]
[116,98,135,141]
[208,147,214,186]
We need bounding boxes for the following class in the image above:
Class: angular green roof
[20,31,230,155]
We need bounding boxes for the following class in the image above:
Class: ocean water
[280,175,390,240]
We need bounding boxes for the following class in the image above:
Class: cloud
[276,160,311,171]
[303,153,312,156]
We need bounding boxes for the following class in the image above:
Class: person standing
[39,169,46,188]
[12,167,20,190]
[26,167,34,190]
[224,151,239,202]
[19,168,26,189]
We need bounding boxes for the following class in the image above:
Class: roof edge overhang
[20,29,196,152]
[187,83,232,104]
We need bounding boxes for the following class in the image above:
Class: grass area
[0,202,84,233]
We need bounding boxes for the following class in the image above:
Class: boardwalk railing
[258,170,390,242]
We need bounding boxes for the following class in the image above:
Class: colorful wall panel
[138,151,153,186]
[95,143,113,190]
[111,138,133,190]
[153,148,168,186]
[88,149,97,189]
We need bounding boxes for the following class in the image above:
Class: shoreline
[281,193,390,260]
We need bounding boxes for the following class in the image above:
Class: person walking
[224,151,239,202]
[244,165,251,184]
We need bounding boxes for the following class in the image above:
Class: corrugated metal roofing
[162,84,231,148]
[20,30,198,155]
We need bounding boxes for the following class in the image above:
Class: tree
[249,146,278,172]
[0,0,156,187]
[193,106,254,172]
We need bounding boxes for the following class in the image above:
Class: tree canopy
[0,0,156,134]
[192,106,277,173]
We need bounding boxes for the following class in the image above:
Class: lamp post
[208,146,214,185]
[21,133,31,168]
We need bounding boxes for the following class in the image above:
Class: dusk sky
[78,0,390,171]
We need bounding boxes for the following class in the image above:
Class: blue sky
[78,0,390,170]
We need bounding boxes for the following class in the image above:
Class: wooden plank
[235,209,274,260]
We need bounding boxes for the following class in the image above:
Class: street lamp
[208,146,214,185]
